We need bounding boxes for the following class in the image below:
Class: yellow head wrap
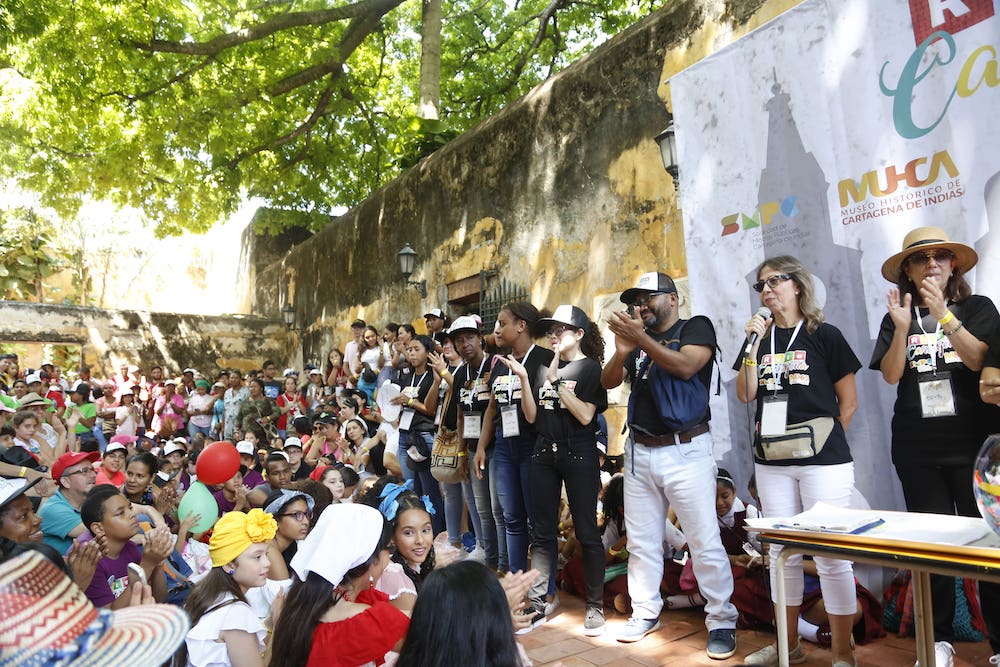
[209,508,278,568]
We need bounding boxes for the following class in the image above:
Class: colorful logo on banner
[719,197,800,236]
[908,0,994,44]
[837,150,964,224]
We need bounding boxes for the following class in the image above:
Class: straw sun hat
[881,226,978,282]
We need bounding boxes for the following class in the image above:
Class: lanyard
[913,305,943,374]
[506,345,534,402]
[465,356,488,407]
[410,370,427,393]
[768,319,803,393]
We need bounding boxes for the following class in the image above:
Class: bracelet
[943,321,964,336]
[742,358,757,367]
[407,397,414,407]
[937,311,956,326]
[456,451,468,457]
[18,466,27,478]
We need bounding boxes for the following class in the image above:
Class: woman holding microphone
[736,256,861,667]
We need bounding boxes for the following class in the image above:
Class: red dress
[306,588,409,667]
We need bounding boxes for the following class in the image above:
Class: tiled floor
[521,592,996,666]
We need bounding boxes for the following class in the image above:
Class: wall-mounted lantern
[397,243,427,298]
[654,119,679,189]
[281,303,297,331]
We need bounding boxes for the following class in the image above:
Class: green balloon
[177,481,218,535]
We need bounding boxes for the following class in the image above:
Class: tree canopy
[0,0,655,236]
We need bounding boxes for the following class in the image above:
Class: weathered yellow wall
[255,0,808,453]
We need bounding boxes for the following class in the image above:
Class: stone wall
[0,301,292,378]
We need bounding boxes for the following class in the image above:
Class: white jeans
[624,433,737,629]
[754,462,857,615]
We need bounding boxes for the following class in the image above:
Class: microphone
[742,307,772,357]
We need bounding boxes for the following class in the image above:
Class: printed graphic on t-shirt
[108,573,129,599]
[459,375,491,407]
[492,375,523,404]
[759,350,810,390]
[906,332,963,371]
[538,380,577,410]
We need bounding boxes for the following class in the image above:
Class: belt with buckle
[633,422,710,447]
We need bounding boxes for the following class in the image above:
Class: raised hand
[886,287,913,330]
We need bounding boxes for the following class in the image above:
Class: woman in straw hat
[268,503,410,667]
[181,508,278,667]
[870,225,1000,666]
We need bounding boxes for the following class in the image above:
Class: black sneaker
[514,604,546,635]
[706,628,737,659]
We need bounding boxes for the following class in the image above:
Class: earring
[369,574,375,588]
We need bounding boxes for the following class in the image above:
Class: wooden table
[751,510,1000,667]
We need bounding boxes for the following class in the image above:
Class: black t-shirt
[440,363,462,430]
[626,317,716,436]
[262,380,282,401]
[489,345,555,437]
[738,322,861,467]
[291,460,314,481]
[869,295,1000,465]
[453,355,494,449]
[534,357,608,445]
[367,440,388,476]
[399,369,436,433]
[986,331,1000,369]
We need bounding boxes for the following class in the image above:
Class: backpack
[627,320,714,433]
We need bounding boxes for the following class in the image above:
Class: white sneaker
[467,546,486,562]
[545,594,560,616]
[913,641,954,667]
[989,654,1000,665]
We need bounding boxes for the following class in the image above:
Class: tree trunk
[418,0,441,120]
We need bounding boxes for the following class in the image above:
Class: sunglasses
[278,510,313,522]
[753,274,792,292]
[906,250,953,266]
[631,292,664,308]
[547,324,577,338]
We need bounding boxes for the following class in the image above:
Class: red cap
[51,451,100,483]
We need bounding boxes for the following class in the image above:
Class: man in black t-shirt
[602,272,737,658]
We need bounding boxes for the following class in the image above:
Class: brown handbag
[431,380,467,483]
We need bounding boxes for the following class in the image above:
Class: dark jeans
[493,430,536,573]
[399,430,446,534]
[528,438,604,609]
[897,462,1000,649]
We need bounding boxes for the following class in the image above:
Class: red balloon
[195,441,241,485]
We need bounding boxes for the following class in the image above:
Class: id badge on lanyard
[463,412,483,439]
[500,405,520,438]
[760,395,788,436]
[913,307,958,418]
[399,408,415,431]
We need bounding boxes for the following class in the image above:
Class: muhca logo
[838,150,963,224]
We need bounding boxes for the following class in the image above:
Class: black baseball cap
[620,272,678,304]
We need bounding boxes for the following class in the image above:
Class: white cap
[308,368,322,376]
[163,441,187,456]
[104,442,127,455]
[283,436,303,449]
[182,368,197,375]
[282,368,298,377]
[40,360,54,367]
[446,316,481,337]
[424,308,444,319]
[0,477,40,510]
[236,441,255,455]
[118,387,134,397]
[127,364,140,373]
[25,373,42,385]
[271,450,290,463]
[163,378,177,386]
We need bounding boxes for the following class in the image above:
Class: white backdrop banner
[671,0,1000,511]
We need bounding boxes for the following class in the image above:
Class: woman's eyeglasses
[753,274,792,292]
[906,250,953,266]
[278,510,313,522]
[547,324,573,337]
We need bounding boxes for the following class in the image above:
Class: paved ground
[519,592,995,666]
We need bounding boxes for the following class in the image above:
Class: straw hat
[0,551,189,666]
[881,226,978,281]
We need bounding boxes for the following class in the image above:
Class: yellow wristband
[19,466,27,478]
[743,358,757,367]
[456,451,468,457]
[938,311,955,326]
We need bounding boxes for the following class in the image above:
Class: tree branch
[131,0,390,56]
[97,56,216,103]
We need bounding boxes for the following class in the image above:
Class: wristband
[456,451,468,457]
[19,466,27,478]
[742,358,757,367]
[937,311,955,326]
[943,321,964,336]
